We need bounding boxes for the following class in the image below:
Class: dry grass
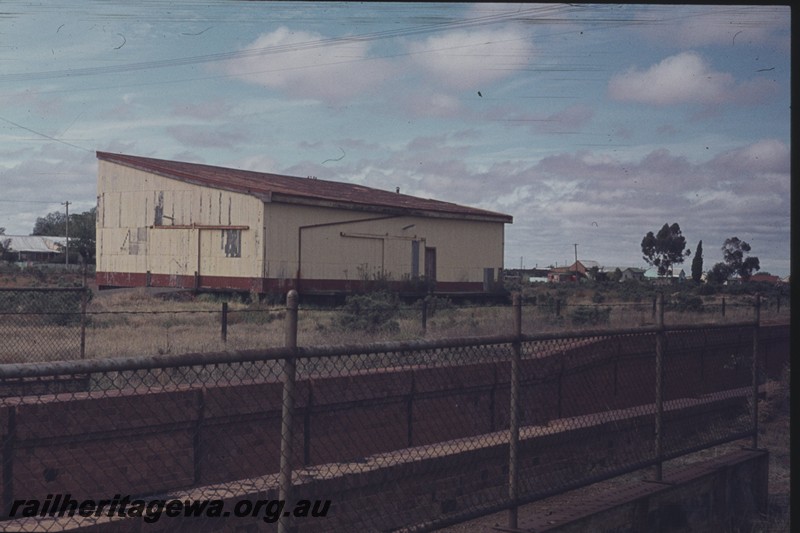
[0,283,788,363]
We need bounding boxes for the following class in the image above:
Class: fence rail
[0,290,789,532]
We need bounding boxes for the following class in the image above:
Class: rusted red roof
[97,152,512,223]
[749,273,782,284]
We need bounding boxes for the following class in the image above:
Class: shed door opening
[483,267,494,292]
[424,247,436,282]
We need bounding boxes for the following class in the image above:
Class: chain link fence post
[752,293,761,449]
[80,287,88,359]
[653,291,664,481]
[652,294,656,321]
[279,289,299,533]
[221,301,228,343]
[507,292,522,529]
[421,295,428,336]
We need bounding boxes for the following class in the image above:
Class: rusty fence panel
[0,292,774,532]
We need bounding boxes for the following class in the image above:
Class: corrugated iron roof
[97,151,513,223]
[750,273,782,284]
[2,236,66,253]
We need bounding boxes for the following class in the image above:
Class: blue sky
[0,2,791,276]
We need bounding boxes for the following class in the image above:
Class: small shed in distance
[95,152,512,297]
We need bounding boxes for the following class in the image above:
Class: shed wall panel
[97,161,264,280]
[265,203,504,284]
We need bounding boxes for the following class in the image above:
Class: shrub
[336,291,400,333]
[424,295,453,317]
[0,288,89,326]
[724,282,751,295]
[696,283,716,296]
[538,292,561,315]
[668,293,704,313]
[569,305,611,326]
[616,280,652,303]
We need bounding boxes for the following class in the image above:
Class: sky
[0,2,792,277]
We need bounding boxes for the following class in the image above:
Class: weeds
[335,291,401,333]
[569,305,612,326]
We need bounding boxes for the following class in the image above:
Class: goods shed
[95,151,512,296]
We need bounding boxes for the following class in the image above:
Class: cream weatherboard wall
[263,202,505,287]
[97,161,265,285]
[97,158,507,293]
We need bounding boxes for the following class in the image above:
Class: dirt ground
[438,368,790,532]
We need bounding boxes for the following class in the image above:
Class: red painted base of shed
[95,271,488,296]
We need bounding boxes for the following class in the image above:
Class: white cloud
[709,139,789,175]
[219,27,392,103]
[608,52,736,106]
[407,26,534,90]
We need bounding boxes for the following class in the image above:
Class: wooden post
[278,290,299,533]
[421,296,428,335]
[221,302,228,343]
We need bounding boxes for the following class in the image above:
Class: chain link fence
[0,290,786,532]
[0,288,89,363]
[0,286,789,364]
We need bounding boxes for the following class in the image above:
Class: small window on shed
[223,229,241,258]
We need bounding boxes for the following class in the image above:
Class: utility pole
[62,201,70,266]
[573,243,578,282]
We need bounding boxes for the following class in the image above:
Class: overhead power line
[0,116,92,153]
[0,4,581,83]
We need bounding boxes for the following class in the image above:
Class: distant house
[749,273,783,285]
[504,268,549,284]
[2,236,66,263]
[619,267,646,282]
[546,260,608,283]
[574,260,601,273]
[645,267,685,284]
[560,260,606,281]
[548,267,578,283]
[527,268,550,283]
